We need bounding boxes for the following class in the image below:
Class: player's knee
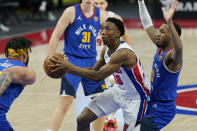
[77,114,90,127]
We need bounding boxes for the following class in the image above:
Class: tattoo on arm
[146,26,158,44]
[0,72,13,96]
[150,28,158,42]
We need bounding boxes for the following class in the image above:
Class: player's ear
[105,0,108,8]
[116,31,121,38]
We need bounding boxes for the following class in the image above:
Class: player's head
[5,36,32,65]
[101,17,125,45]
[156,22,181,48]
[93,0,108,10]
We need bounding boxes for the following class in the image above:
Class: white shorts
[87,88,147,131]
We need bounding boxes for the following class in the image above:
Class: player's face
[156,24,171,48]
[94,0,107,10]
[101,22,120,46]
[82,0,93,6]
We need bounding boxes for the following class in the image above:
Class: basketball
[43,53,67,79]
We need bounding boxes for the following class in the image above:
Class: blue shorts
[139,100,176,131]
[60,54,106,98]
[0,110,14,131]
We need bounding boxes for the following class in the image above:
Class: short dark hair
[5,36,32,57]
[106,17,125,37]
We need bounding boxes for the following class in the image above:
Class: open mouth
[101,37,107,44]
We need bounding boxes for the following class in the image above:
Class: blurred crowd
[0,0,152,33]
[0,0,80,32]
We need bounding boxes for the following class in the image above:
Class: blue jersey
[150,48,181,101]
[64,4,100,58]
[0,59,27,112]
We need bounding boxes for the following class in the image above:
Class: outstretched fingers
[49,56,61,64]
[171,1,179,11]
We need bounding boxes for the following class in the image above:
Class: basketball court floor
[1,28,197,131]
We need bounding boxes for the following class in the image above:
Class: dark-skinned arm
[67,49,135,82]
[50,49,136,82]
[162,1,183,65]
[138,0,158,45]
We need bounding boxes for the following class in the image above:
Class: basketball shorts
[60,54,106,98]
[87,87,147,131]
[139,100,176,131]
[0,110,14,131]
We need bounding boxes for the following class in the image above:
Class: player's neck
[108,40,121,56]
[160,45,173,54]
[80,4,94,17]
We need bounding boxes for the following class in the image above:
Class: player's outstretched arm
[138,0,158,45]
[162,1,183,66]
[0,67,36,96]
[49,49,136,82]
[48,6,75,55]
[0,71,13,96]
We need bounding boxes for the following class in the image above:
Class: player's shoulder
[113,13,123,21]
[107,11,115,18]
[62,6,76,22]
[117,43,136,56]
[64,6,75,13]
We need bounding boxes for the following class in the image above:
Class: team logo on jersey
[101,83,107,90]
[94,16,98,22]
[77,15,82,21]
[176,84,197,115]
[158,56,162,61]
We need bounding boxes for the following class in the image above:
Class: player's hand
[162,0,179,23]
[49,55,69,73]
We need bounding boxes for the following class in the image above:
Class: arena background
[0,0,197,131]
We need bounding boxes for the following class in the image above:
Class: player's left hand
[49,55,69,73]
[162,0,179,23]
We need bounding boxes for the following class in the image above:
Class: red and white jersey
[104,42,150,99]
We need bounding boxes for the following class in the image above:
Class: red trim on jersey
[133,64,150,97]
[141,98,148,119]
[78,4,96,19]
[157,48,172,56]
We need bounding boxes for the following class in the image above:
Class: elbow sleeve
[138,0,153,30]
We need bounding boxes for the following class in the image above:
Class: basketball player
[49,17,150,131]
[138,0,183,130]
[93,0,132,130]
[0,36,36,131]
[47,0,111,131]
